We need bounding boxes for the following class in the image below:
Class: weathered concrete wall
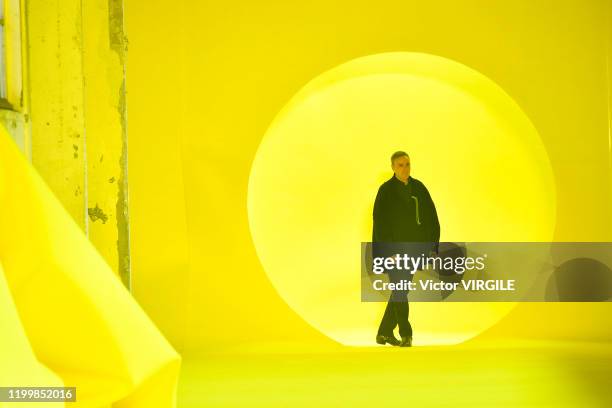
[24,0,131,288]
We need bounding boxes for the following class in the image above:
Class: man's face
[392,155,410,181]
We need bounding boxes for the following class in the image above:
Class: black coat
[372,175,440,253]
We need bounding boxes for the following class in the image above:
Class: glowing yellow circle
[248,53,556,346]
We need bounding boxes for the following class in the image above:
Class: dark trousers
[377,268,413,338]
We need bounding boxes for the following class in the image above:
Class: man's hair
[390,151,409,165]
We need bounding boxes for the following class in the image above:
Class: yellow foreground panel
[0,128,181,407]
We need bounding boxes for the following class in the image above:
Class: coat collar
[390,174,412,186]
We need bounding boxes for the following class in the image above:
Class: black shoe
[399,336,413,347]
[376,334,400,346]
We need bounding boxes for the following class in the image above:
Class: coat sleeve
[423,185,440,253]
[372,185,393,242]
[372,185,394,262]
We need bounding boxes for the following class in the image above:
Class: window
[0,0,22,111]
[0,2,8,105]
[0,0,26,156]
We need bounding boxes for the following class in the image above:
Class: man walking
[373,151,440,347]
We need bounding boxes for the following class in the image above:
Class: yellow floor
[177,340,612,407]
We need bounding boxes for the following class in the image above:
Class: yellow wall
[124,0,191,351]
[125,0,612,353]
